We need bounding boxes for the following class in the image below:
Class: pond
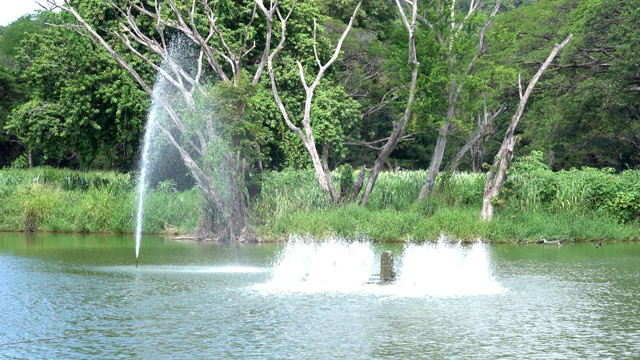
[1,233,639,359]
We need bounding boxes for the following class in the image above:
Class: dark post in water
[380,251,395,283]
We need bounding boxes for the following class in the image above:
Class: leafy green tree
[0,14,47,167]
[414,0,503,200]
[358,0,421,206]
[5,12,148,170]
[42,0,363,238]
[317,0,396,39]
[266,1,364,202]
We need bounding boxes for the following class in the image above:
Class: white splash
[254,237,376,293]
[255,235,505,297]
[393,237,505,297]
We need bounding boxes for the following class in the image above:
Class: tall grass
[504,154,640,223]
[2,165,639,242]
[0,168,199,233]
[254,166,640,242]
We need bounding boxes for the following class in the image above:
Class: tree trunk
[322,144,338,202]
[359,0,419,206]
[351,166,366,201]
[418,121,454,201]
[416,0,501,201]
[481,35,572,221]
[471,139,485,172]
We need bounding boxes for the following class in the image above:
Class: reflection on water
[1,233,639,359]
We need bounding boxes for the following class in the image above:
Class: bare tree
[267,1,363,203]
[481,34,573,221]
[417,0,501,201]
[358,0,420,206]
[41,0,291,241]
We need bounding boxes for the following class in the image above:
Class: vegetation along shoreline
[1,166,638,243]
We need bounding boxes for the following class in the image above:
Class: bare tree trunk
[322,144,338,201]
[351,166,366,201]
[481,35,572,221]
[471,142,484,172]
[359,0,419,206]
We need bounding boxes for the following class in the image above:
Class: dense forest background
[0,0,638,179]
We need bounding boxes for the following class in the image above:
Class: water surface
[1,233,638,359]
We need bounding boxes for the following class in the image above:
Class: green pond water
[0,233,639,359]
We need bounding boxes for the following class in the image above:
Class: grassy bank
[1,163,639,242]
[253,161,640,242]
[0,167,199,234]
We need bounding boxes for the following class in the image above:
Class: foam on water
[254,235,506,297]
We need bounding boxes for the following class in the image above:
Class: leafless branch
[360,90,399,118]
[346,134,415,151]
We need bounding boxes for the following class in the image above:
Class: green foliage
[0,66,27,166]
[317,0,395,38]
[5,100,66,158]
[441,171,487,206]
[140,186,201,235]
[501,152,640,223]
[4,11,148,170]
[258,72,362,169]
[0,168,199,233]
[363,170,426,210]
[338,164,355,201]
[413,195,438,217]
[0,167,638,241]
[255,167,640,241]
[0,167,134,192]
[253,169,329,225]
[492,0,640,171]
[196,76,271,170]
[17,182,59,231]
[0,14,46,67]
